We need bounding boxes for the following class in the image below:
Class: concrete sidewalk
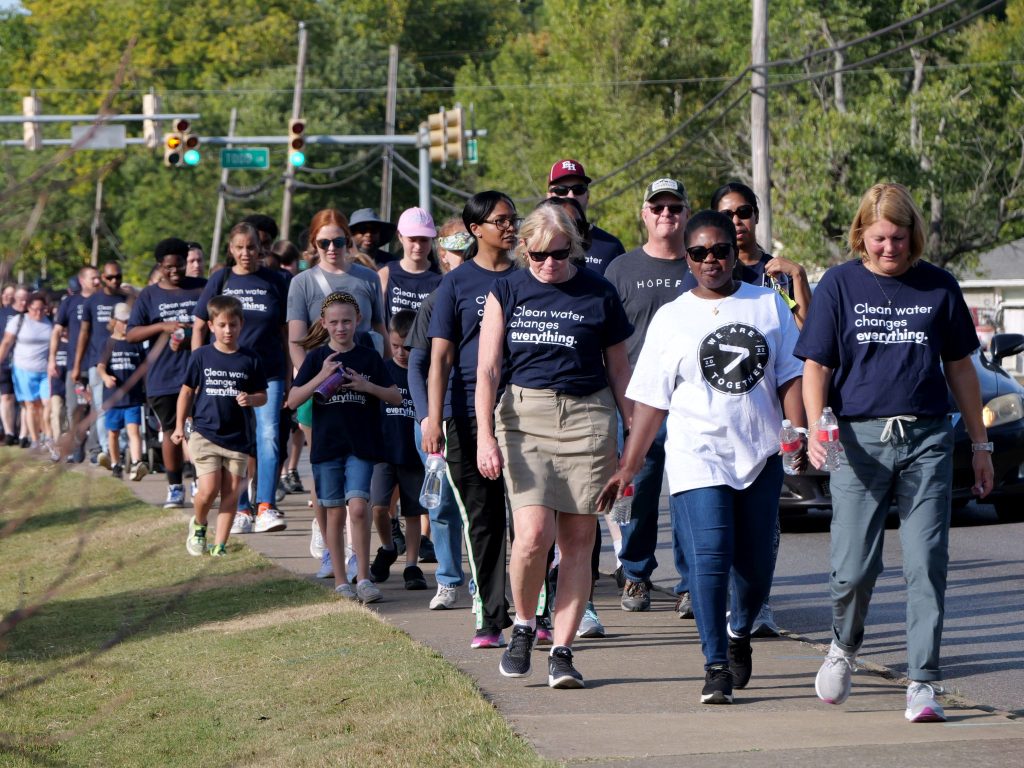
[125,470,1022,767]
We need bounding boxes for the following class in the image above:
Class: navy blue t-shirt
[492,267,633,396]
[184,345,267,455]
[56,293,87,367]
[81,291,125,369]
[100,337,146,407]
[193,268,288,381]
[51,340,68,398]
[293,344,394,464]
[583,225,626,276]
[794,259,979,418]
[384,262,443,322]
[380,360,419,466]
[427,259,517,418]
[128,278,207,398]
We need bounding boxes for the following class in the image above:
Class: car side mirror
[990,333,1024,363]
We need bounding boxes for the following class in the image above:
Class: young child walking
[286,292,401,603]
[368,310,431,590]
[97,303,148,480]
[173,295,267,557]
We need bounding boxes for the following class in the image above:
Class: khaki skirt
[495,384,617,515]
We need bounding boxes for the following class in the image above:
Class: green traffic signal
[183,149,201,166]
[289,150,306,167]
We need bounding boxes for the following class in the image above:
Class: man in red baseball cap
[546,159,625,275]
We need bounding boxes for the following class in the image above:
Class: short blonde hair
[514,205,584,268]
[849,183,926,264]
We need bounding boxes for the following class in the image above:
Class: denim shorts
[104,404,142,431]
[312,454,374,507]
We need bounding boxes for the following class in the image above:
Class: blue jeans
[253,378,284,505]
[415,420,464,587]
[617,420,690,593]
[671,456,782,669]
[88,366,108,452]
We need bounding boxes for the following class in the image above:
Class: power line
[292,157,380,190]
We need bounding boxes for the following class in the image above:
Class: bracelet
[971,442,994,454]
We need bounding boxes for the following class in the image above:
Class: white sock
[514,614,536,629]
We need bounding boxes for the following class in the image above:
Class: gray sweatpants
[827,416,953,682]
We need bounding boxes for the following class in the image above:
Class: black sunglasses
[647,203,685,216]
[686,243,733,262]
[527,247,572,262]
[719,204,755,220]
[316,237,347,251]
[549,184,589,197]
[104,273,123,280]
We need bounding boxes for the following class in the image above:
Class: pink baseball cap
[397,207,437,238]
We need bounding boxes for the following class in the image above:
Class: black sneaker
[403,564,428,590]
[283,469,306,494]
[111,463,124,480]
[548,646,584,689]
[614,564,626,589]
[419,536,437,563]
[701,664,734,704]
[499,624,536,678]
[369,546,398,583]
[391,518,406,556]
[620,579,651,612]
[728,636,753,689]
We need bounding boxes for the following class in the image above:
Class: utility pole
[751,0,773,249]
[90,177,103,266]
[280,21,308,242]
[380,44,399,220]
[210,107,238,269]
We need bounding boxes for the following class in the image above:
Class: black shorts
[148,394,178,432]
[0,362,13,396]
[370,461,427,516]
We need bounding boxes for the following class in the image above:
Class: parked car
[781,333,1024,523]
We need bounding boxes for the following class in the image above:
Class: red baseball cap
[548,159,592,185]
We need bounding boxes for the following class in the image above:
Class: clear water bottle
[74,383,89,407]
[818,407,841,472]
[170,327,186,352]
[780,419,802,476]
[609,484,634,525]
[419,453,446,509]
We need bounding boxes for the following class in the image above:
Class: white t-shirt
[627,282,802,493]
[5,314,53,373]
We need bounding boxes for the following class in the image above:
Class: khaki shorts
[496,385,616,515]
[189,431,249,479]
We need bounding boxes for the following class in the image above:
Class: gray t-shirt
[5,314,53,373]
[603,246,690,366]
[286,264,384,333]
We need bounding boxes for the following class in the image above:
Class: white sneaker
[335,583,357,600]
[129,461,149,481]
[254,507,287,533]
[231,511,254,534]
[310,518,326,558]
[429,583,458,610]
[905,682,946,722]
[815,641,856,705]
[190,480,199,500]
[355,579,382,604]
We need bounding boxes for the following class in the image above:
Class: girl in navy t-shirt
[287,292,401,604]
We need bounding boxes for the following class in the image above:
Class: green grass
[0,451,554,768]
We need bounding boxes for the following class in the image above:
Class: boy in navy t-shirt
[97,302,148,481]
[173,295,267,557]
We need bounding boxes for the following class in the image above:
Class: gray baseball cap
[643,178,690,208]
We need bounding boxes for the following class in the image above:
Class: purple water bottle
[313,366,350,404]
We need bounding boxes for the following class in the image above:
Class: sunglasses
[686,243,733,262]
[482,216,522,231]
[647,203,685,216]
[527,247,572,262]
[719,204,755,220]
[103,273,123,280]
[316,237,347,251]
[549,184,589,197]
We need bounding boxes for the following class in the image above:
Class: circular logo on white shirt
[699,323,770,395]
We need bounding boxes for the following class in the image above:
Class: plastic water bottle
[419,453,446,509]
[170,327,186,352]
[780,419,802,476]
[818,407,841,472]
[74,383,89,407]
[609,484,634,525]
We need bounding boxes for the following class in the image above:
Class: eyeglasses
[527,247,572,262]
[549,184,589,197]
[719,204,755,220]
[103,273,123,280]
[686,243,733,262]
[646,203,685,216]
[482,216,522,231]
[316,237,347,251]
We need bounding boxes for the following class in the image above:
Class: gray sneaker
[815,641,856,704]
[355,579,383,604]
[621,579,651,612]
[674,591,694,619]
[576,602,606,638]
[335,583,357,601]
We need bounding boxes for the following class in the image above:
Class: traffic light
[164,119,199,167]
[182,130,200,166]
[288,118,306,167]
[427,104,465,167]
[163,131,183,166]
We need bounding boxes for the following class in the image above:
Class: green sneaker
[208,543,228,557]
[186,517,207,556]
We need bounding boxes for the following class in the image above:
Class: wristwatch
[971,442,994,454]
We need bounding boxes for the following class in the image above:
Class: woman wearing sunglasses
[599,210,806,704]
[476,205,633,688]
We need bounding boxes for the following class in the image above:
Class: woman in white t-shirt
[598,210,806,705]
[0,292,54,447]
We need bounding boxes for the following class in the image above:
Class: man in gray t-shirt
[603,177,693,617]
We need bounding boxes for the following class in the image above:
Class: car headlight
[982,393,1024,428]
